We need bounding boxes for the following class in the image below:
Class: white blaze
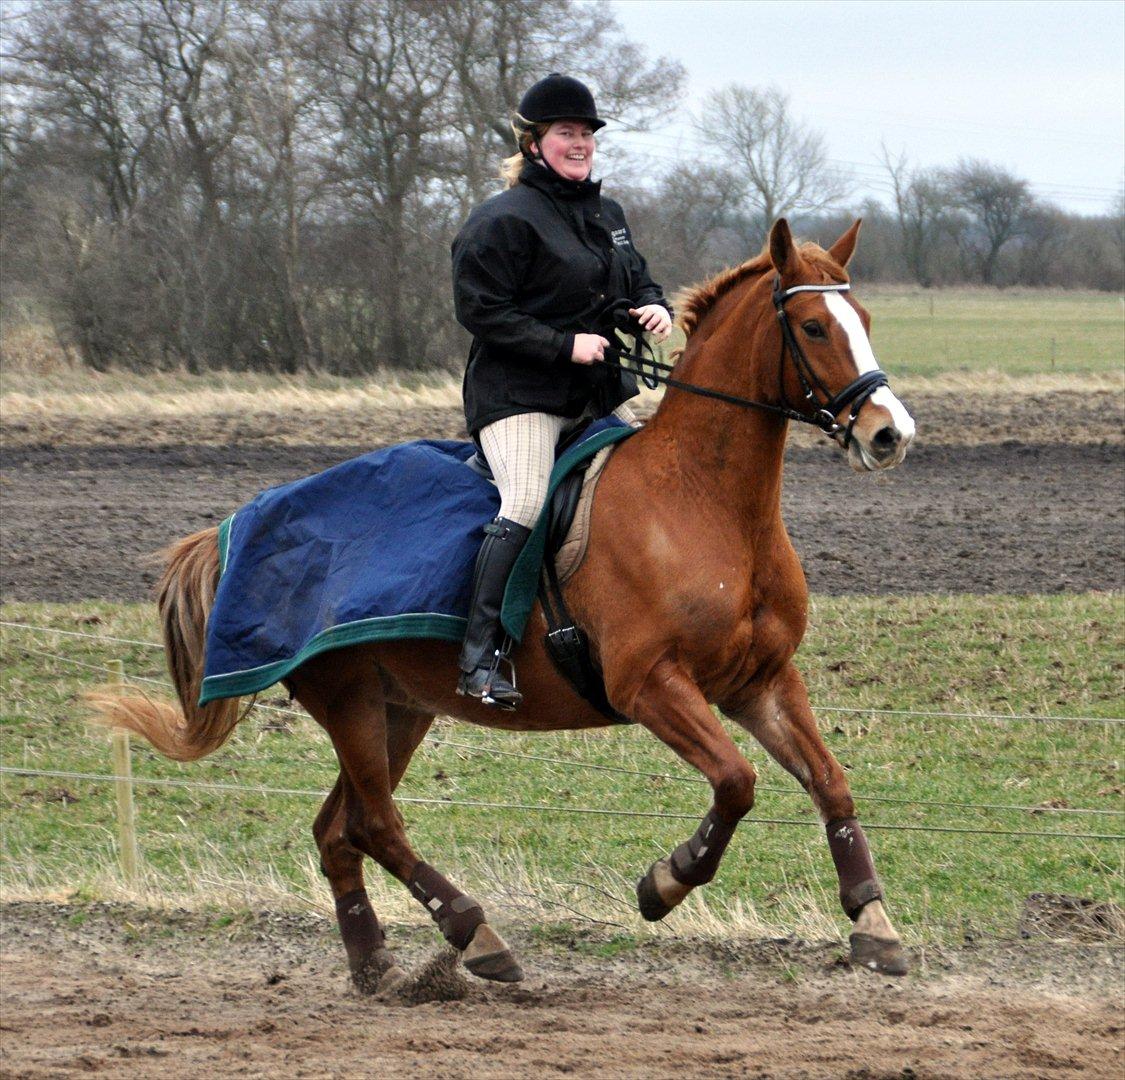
[822,291,915,439]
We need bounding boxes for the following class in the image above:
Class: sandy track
[2,387,1122,602]
[1,904,1121,1080]
[1,440,1121,602]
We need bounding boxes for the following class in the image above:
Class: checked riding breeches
[478,404,639,529]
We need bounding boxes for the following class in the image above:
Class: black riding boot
[457,516,532,710]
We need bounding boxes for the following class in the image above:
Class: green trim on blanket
[198,424,635,705]
[199,613,467,703]
[217,513,234,573]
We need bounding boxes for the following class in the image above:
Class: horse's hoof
[849,932,909,976]
[636,866,674,922]
[462,923,524,983]
[351,947,405,995]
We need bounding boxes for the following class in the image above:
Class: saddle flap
[548,443,618,583]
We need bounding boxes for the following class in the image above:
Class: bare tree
[696,85,850,237]
[128,0,243,236]
[880,145,953,287]
[622,163,745,293]
[436,0,685,208]
[228,0,327,370]
[4,0,164,220]
[1110,191,1125,285]
[947,158,1035,285]
[306,0,457,369]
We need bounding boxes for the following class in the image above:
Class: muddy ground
[1,392,1122,602]
[1,902,1122,1079]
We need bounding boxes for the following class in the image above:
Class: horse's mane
[675,242,849,339]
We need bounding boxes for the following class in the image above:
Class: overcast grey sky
[606,0,1124,215]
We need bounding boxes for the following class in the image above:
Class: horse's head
[769,219,915,471]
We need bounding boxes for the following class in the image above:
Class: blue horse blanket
[198,419,634,704]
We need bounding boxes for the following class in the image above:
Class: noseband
[601,278,889,446]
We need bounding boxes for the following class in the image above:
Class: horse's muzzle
[847,390,915,472]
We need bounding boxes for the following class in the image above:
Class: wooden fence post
[108,659,139,884]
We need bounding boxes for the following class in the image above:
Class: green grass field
[2,594,1121,945]
[861,287,1124,379]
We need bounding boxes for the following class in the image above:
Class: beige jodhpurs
[478,404,638,528]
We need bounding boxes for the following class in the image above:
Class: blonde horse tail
[87,527,242,762]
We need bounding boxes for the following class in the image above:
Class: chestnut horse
[94,219,916,990]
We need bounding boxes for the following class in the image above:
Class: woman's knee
[501,483,550,528]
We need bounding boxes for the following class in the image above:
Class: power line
[0,620,163,650]
[428,738,1123,817]
[84,730,1125,818]
[2,765,1121,841]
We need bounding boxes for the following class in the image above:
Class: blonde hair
[499,114,548,188]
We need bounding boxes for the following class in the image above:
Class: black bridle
[600,276,889,449]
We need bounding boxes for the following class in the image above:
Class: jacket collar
[519,159,601,203]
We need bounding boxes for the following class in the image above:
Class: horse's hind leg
[724,662,908,975]
[316,678,523,984]
[312,704,433,992]
[313,775,398,991]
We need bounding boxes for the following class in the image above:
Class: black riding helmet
[516,73,606,131]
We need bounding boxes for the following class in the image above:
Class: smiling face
[533,119,596,181]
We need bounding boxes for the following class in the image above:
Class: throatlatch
[408,862,486,951]
[826,817,883,918]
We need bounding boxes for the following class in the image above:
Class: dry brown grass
[2,366,1119,424]
[0,321,74,376]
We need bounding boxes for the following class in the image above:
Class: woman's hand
[629,304,673,341]
[571,333,610,365]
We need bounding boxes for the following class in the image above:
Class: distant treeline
[2,0,1123,374]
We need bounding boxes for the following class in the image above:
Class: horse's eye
[802,321,825,339]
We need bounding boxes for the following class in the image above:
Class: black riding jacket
[452,160,671,435]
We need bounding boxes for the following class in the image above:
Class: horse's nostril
[872,426,899,452]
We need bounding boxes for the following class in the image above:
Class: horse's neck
[645,401,788,530]
[645,294,789,531]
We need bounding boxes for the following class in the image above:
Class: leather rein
[600,276,889,449]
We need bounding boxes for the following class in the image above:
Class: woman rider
[451,73,673,709]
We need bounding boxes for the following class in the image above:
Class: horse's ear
[827,219,862,269]
[769,219,799,278]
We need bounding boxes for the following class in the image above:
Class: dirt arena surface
[1,391,1122,602]
[1,902,1122,1080]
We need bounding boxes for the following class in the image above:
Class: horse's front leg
[724,662,908,975]
[621,658,758,921]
